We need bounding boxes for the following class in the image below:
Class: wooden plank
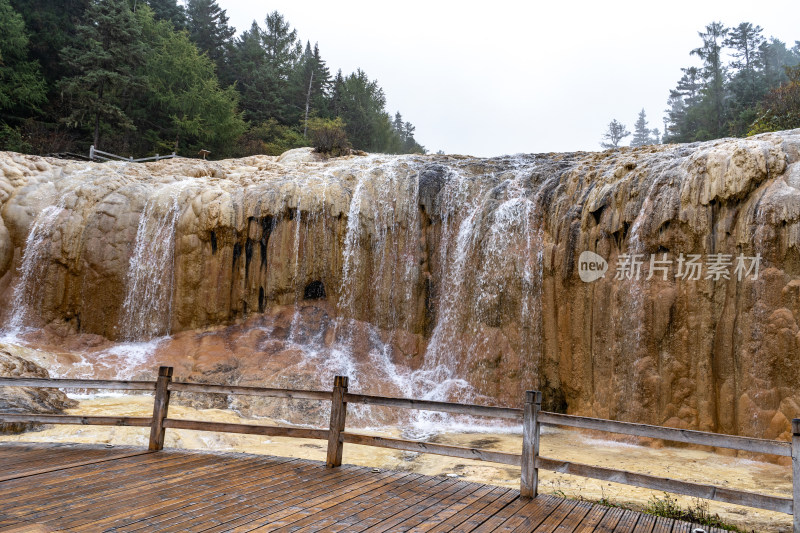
[652,516,674,533]
[572,503,610,532]
[475,494,560,532]
[17,452,249,516]
[0,450,187,502]
[610,509,640,533]
[243,470,416,533]
[113,457,323,531]
[194,464,382,532]
[341,432,521,466]
[538,412,791,457]
[425,486,512,533]
[118,459,320,531]
[521,390,542,498]
[592,507,625,533]
[242,468,423,532]
[0,451,210,507]
[0,377,155,391]
[631,513,656,532]
[405,484,497,532]
[0,414,152,427]
[162,418,328,440]
[319,476,452,533]
[11,457,227,521]
[149,366,172,451]
[32,453,277,527]
[528,497,580,532]
[169,382,332,401]
[670,521,692,533]
[326,375,348,468]
[89,456,309,531]
[0,449,151,482]
[536,456,792,513]
[375,481,483,531]
[344,393,523,420]
[286,474,428,533]
[551,499,594,532]
[355,479,467,533]
[449,490,520,532]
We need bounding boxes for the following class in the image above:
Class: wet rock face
[1,132,800,438]
[0,344,77,433]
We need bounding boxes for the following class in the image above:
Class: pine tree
[10,0,89,87]
[691,22,728,139]
[292,41,331,134]
[630,109,657,147]
[228,21,271,123]
[59,0,145,148]
[185,0,234,74]
[0,0,47,151]
[600,119,630,149]
[0,0,47,115]
[146,0,185,28]
[262,11,301,123]
[134,6,245,157]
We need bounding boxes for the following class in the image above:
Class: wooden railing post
[326,375,349,468]
[148,366,173,451]
[793,419,800,532]
[521,390,542,498]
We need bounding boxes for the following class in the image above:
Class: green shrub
[307,117,350,156]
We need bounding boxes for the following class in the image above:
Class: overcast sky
[217,0,799,157]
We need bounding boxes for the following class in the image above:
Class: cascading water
[5,205,66,334]
[119,182,187,341]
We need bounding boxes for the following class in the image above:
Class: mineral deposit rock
[0,130,799,439]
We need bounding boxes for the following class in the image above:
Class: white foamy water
[6,205,65,331]
[119,182,190,340]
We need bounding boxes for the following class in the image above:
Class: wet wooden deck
[0,442,718,532]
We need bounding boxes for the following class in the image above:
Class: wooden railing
[1,367,797,531]
[89,145,178,163]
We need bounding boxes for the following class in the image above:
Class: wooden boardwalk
[0,443,719,532]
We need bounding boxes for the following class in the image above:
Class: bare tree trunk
[93,83,104,149]
[304,71,314,138]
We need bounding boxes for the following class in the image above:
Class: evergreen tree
[10,0,89,87]
[630,109,657,147]
[261,11,301,123]
[334,69,390,152]
[146,0,185,28]
[0,0,47,150]
[600,119,630,149]
[725,23,766,135]
[292,41,331,135]
[393,111,404,137]
[691,22,728,139]
[749,65,800,134]
[134,7,245,157]
[0,0,47,114]
[59,0,145,148]
[185,0,234,74]
[228,22,271,123]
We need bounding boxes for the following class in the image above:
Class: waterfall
[5,205,65,332]
[118,183,186,341]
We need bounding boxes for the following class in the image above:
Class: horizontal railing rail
[539,411,792,457]
[0,377,155,391]
[89,145,178,163]
[0,366,797,530]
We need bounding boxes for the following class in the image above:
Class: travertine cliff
[1,131,799,439]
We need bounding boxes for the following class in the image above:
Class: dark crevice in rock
[303,280,326,300]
